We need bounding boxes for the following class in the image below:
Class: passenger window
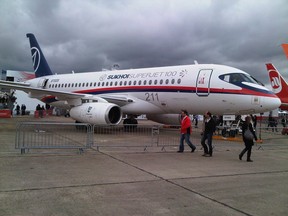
[177,79,181,84]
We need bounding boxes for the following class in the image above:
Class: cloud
[0,0,288,86]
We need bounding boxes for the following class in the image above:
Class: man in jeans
[201,111,216,157]
[177,110,196,153]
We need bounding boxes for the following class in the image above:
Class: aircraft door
[37,78,49,88]
[196,69,213,96]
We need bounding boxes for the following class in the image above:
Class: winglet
[26,33,53,77]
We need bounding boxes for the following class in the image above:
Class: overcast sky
[1,0,288,87]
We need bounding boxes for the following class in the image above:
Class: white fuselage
[27,64,280,115]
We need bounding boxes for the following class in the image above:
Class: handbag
[244,129,254,140]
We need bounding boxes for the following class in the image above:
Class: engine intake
[69,102,122,125]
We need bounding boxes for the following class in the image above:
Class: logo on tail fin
[31,47,41,73]
[269,70,282,93]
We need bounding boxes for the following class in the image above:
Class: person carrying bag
[239,116,257,162]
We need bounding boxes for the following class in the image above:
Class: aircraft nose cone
[263,96,281,111]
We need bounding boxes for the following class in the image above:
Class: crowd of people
[177,110,259,162]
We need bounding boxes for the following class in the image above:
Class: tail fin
[282,44,288,59]
[26,33,53,77]
[266,63,288,108]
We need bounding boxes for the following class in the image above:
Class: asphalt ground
[0,115,288,216]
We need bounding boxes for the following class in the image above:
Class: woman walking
[239,116,257,162]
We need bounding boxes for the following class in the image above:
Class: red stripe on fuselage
[41,85,277,103]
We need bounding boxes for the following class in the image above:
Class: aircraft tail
[282,44,288,59]
[26,33,53,77]
[266,63,288,107]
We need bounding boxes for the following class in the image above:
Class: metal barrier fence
[15,122,183,153]
[16,122,93,154]
[92,124,159,150]
[15,122,287,154]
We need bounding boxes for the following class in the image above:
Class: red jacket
[181,116,192,134]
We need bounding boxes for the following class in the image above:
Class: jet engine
[69,102,122,125]
[146,114,182,125]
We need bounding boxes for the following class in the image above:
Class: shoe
[191,147,196,153]
[202,153,210,157]
[177,150,183,153]
[247,159,253,162]
[239,154,242,160]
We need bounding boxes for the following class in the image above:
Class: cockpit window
[250,76,264,86]
[219,73,259,85]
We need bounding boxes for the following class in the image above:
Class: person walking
[239,116,257,162]
[15,104,20,115]
[201,111,216,157]
[177,110,196,153]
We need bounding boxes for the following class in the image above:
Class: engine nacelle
[146,114,182,125]
[69,102,122,125]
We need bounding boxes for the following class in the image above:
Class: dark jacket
[242,122,257,141]
[204,118,216,134]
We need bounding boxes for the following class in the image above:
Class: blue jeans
[179,133,195,151]
[201,132,213,155]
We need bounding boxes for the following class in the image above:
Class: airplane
[266,63,288,110]
[0,33,281,125]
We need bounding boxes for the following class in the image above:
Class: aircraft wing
[0,80,134,105]
[0,80,30,87]
[0,80,87,100]
[100,94,135,106]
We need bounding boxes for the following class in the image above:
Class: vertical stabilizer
[266,63,288,108]
[26,33,53,77]
[282,44,288,59]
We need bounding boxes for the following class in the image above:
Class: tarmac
[0,115,288,216]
